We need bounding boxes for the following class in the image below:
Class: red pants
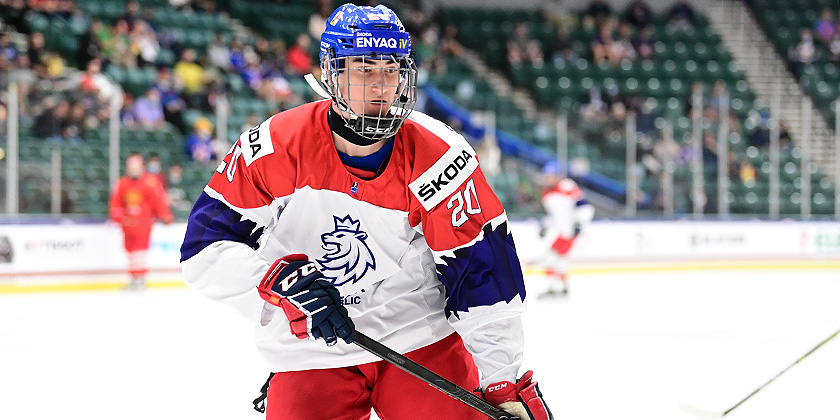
[122,224,152,252]
[266,333,484,420]
[122,224,152,277]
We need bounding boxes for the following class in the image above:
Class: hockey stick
[352,330,519,420]
[681,326,840,418]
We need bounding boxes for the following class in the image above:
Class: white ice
[1,268,838,420]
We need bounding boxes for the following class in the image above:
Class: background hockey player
[179,4,551,420]
[109,153,173,290]
[538,167,594,297]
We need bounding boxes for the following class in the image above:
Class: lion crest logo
[317,215,375,286]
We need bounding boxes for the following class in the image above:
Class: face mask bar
[322,51,418,141]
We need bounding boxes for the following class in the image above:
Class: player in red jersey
[109,153,173,290]
[538,171,594,297]
[180,4,552,420]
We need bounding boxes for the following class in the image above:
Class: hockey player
[109,153,173,290]
[179,4,551,420]
[538,170,594,297]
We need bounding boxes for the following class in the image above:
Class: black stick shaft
[722,326,840,416]
[352,330,518,420]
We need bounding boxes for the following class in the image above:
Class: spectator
[790,29,817,73]
[146,152,167,188]
[308,0,332,41]
[108,19,137,68]
[614,22,637,62]
[133,88,166,129]
[624,0,653,30]
[585,0,613,29]
[829,33,840,64]
[131,21,160,67]
[118,1,142,32]
[439,24,465,58]
[814,8,836,45]
[174,48,206,107]
[77,19,104,70]
[667,0,697,30]
[208,33,231,71]
[79,58,121,106]
[152,68,187,133]
[185,117,216,163]
[0,32,19,63]
[507,21,543,66]
[33,98,69,141]
[27,32,47,68]
[286,33,314,76]
[548,27,577,64]
[632,25,656,59]
[0,0,30,33]
[592,23,619,65]
[165,163,192,212]
[63,101,87,141]
[702,131,718,165]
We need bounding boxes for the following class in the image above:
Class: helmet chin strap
[328,107,390,146]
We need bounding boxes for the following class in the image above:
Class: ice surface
[1,268,838,420]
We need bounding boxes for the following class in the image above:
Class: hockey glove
[257,254,355,346]
[483,371,553,420]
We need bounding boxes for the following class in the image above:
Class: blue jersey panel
[180,192,263,262]
[436,221,526,318]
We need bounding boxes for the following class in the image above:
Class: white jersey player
[539,174,594,296]
[179,4,552,420]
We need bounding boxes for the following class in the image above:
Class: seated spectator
[174,48,207,107]
[614,22,637,62]
[624,0,653,30]
[592,23,620,65]
[34,98,69,142]
[108,19,137,68]
[77,19,104,70]
[632,25,656,59]
[0,32,19,63]
[79,58,121,106]
[548,27,577,64]
[208,34,231,71]
[286,33,315,77]
[154,68,188,134]
[829,33,840,64]
[146,152,166,188]
[814,8,836,45]
[27,32,47,68]
[667,0,697,30]
[133,88,166,129]
[131,21,159,67]
[701,131,718,165]
[439,24,465,58]
[118,1,142,32]
[790,29,817,73]
[165,163,192,212]
[63,101,87,141]
[308,0,332,41]
[585,0,613,29]
[185,117,216,163]
[507,22,544,66]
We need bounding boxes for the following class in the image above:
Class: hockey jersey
[180,100,527,386]
[541,178,595,245]
[109,173,172,226]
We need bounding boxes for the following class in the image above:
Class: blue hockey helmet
[318,3,417,143]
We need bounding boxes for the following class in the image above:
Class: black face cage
[321,51,418,141]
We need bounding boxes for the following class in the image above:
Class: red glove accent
[484,371,553,420]
[257,254,313,340]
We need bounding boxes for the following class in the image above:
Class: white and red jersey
[180,100,527,387]
[541,178,595,246]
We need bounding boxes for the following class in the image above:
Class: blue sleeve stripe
[435,221,526,318]
[180,192,263,262]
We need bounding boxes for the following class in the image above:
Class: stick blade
[679,403,725,419]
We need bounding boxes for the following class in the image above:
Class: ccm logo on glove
[275,262,317,294]
[257,254,355,346]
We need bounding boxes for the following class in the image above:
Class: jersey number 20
[447,179,481,227]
